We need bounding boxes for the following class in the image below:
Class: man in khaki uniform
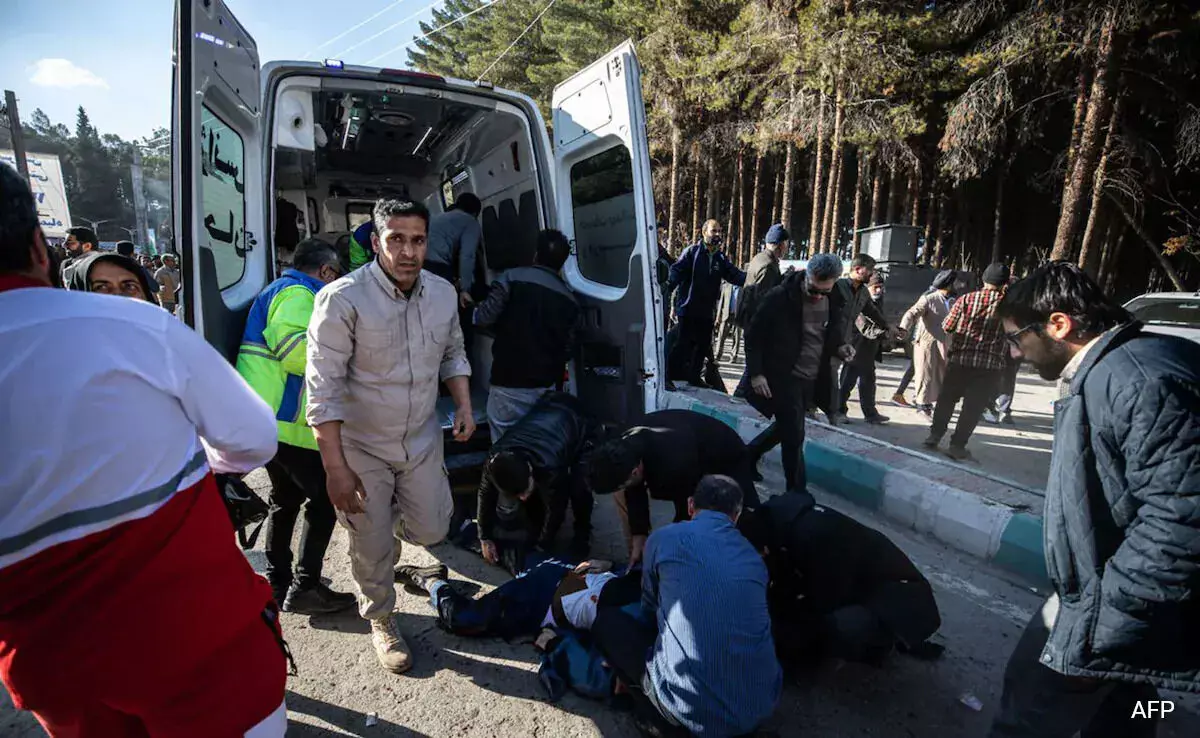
[306,199,475,674]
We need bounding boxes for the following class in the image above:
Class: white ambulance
[172,0,668,480]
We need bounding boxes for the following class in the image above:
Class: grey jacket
[734,250,782,327]
[1040,322,1200,692]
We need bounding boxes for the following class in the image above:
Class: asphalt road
[4,463,1197,736]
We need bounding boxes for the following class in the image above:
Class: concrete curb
[664,390,1049,587]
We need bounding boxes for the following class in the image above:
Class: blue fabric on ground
[538,629,615,703]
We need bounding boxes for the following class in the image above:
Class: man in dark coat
[828,253,899,423]
[666,219,745,385]
[732,223,788,397]
[740,491,941,668]
[743,253,847,490]
[584,409,759,566]
[475,392,605,565]
[838,273,891,423]
[990,262,1200,737]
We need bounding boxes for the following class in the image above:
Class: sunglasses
[1004,323,1041,347]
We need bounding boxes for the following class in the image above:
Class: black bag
[217,474,270,549]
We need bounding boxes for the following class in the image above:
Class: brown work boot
[371,613,413,674]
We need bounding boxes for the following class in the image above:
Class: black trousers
[746,376,814,493]
[541,466,593,551]
[775,605,896,668]
[988,599,1159,738]
[839,360,880,418]
[668,314,715,384]
[263,443,337,590]
[930,364,1001,448]
[592,606,686,736]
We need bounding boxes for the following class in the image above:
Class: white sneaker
[983,409,1001,424]
[371,613,413,674]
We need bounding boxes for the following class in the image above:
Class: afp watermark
[1131,700,1174,719]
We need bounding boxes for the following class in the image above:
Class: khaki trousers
[339,439,452,620]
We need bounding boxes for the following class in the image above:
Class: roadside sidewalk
[664,381,1051,588]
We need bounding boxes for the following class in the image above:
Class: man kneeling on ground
[476,392,604,565]
[585,409,760,566]
[739,491,942,669]
[592,475,782,737]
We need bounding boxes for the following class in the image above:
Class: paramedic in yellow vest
[236,238,357,615]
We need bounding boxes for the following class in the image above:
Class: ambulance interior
[267,79,654,483]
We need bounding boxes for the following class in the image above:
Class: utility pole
[3,90,30,180]
[130,147,150,246]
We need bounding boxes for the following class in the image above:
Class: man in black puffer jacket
[475,392,605,565]
[990,262,1200,737]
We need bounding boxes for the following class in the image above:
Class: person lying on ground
[476,391,604,566]
[395,556,640,641]
[739,491,942,670]
[65,251,159,303]
[584,409,760,566]
[591,475,782,737]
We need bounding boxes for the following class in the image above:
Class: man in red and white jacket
[0,164,288,735]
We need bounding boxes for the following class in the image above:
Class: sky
[0,0,441,142]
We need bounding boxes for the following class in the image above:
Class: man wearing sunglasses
[988,261,1200,736]
[237,238,355,615]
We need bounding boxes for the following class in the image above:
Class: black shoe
[1000,413,1015,426]
[864,413,890,425]
[394,563,449,593]
[270,582,290,608]
[283,582,356,615]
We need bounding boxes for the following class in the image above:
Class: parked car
[1123,291,1200,344]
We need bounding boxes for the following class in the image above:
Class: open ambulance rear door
[552,41,664,422]
[172,0,269,360]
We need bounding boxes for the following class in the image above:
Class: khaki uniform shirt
[306,260,471,463]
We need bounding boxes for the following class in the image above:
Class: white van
[172,0,667,481]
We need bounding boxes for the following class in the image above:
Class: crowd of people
[2,154,1197,738]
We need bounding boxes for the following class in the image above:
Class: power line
[332,0,442,60]
[303,0,419,58]
[475,0,557,83]
[365,0,502,66]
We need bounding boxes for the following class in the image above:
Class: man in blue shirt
[667,219,745,385]
[592,475,781,737]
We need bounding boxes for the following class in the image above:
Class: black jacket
[476,392,602,541]
[474,266,580,389]
[621,409,754,536]
[830,276,889,347]
[1040,322,1200,692]
[754,492,940,648]
[744,271,839,415]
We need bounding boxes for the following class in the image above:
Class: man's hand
[629,535,648,567]
[889,326,907,342]
[327,465,367,515]
[574,560,613,575]
[480,539,499,565]
[453,406,476,442]
[750,375,772,399]
[459,291,475,310]
[838,344,856,362]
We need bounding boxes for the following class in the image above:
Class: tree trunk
[1051,12,1117,261]
[1079,89,1123,277]
[1102,222,1128,294]
[934,189,951,267]
[808,90,827,254]
[870,158,885,226]
[908,163,922,227]
[690,141,702,242]
[820,86,844,252]
[749,148,764,255]
[667,124,682,254]
[1106,194,1185,290]
[923,180,938,265]
[1063,42,1094,187]
[991,161,1008,264]
[885,164,900,224]
[826,144,846,253]
[729,149,739,262]
[851,151,869,254]
[705,154,718,222]
[771,163,783,224]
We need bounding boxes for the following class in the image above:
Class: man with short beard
[60,226,98,284]
[306,198,476,675]
[989,262,1200,737]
